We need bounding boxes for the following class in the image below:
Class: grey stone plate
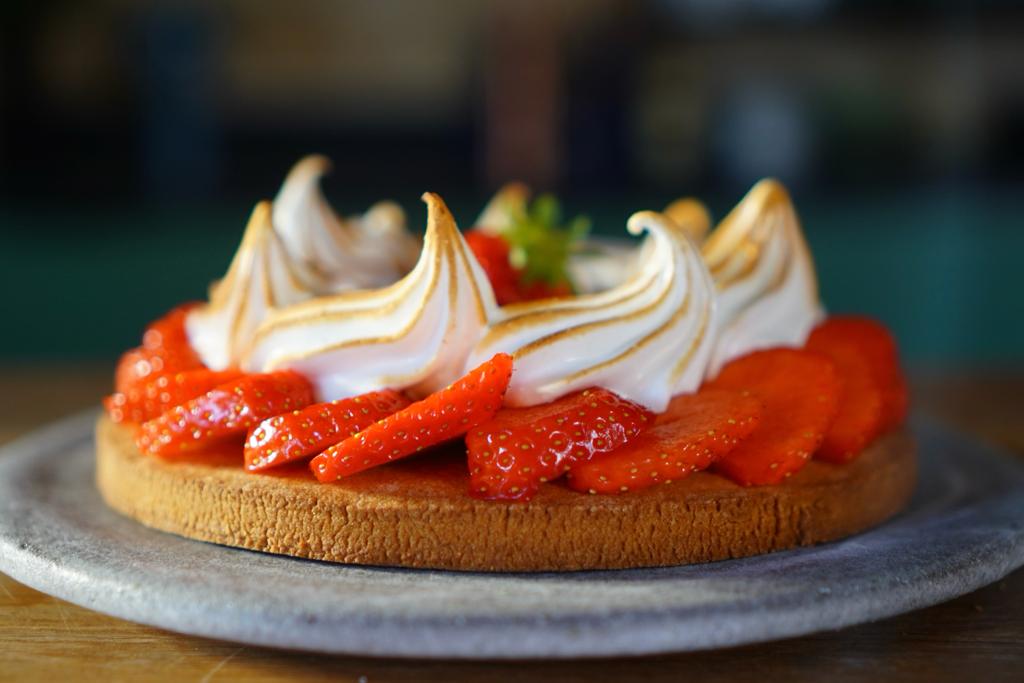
[1,411,1023,659]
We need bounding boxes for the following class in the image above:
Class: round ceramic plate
[1,411,1023,659]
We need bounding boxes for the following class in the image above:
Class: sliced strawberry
[105,368,243,424]
[142,303,201,355]
[467,388,653,501]
[806,316,907,431]
[465,230,522,305]
[886,372,909,431]
[245,390,411,471]
[114,345,203,395]
[137,371,315,457]
[114,347,158,395]
[567,389,762,494]
[310,354,513,482]
[805,325,885,462]
[705,349,841,486]
[115,304,204,394]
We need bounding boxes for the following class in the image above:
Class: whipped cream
[469,210,716,412]
[699,179,823,376]
[244,193,498,401]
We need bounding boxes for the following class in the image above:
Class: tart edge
[95,415,917,572]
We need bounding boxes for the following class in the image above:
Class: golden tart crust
[96,415,916,572]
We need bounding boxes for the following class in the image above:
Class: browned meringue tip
[702,178,799,263]
[626,209,687,239]
[420,191,456,223]
[663,198,711,243]
[494,181,530,202]
[288,154,333,178]
[237,201,276,251]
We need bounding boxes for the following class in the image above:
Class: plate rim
[2,410,1023,659]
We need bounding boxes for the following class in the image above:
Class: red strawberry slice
[806,316,907,431]
[804,325,885,462]
[114,344,204,395]
[245,390,411,471]
[567,389,762,494]
[886,372,909,431]
[310,354,514,482]
[466,388,653,501]
[114,348,161,395]
[105,368,243,424]
[137,371,315,457]
[115,304,204,394]
[705,349,841,486]
[465,230,522,305]
[142,303,201,354]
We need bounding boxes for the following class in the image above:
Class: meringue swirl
[188,165,822,412]
[244,193,498,401]
[700,178,823,375]
[272,155,420,291]
[469,210,716,412]
[186,202,326,370]
[664,197,712,243]
[187,156,420,370]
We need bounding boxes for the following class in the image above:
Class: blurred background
[2,0,1022,372]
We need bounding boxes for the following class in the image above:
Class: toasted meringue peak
[664,197,712,243]
[469,209,716,412]
[188,172,822,410]
[474,181,530,232]
[701,178,823,375]
[244,193,498,401]
[272,154,420,290]
[187,201,325,370]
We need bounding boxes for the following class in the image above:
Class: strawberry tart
[96,156,914,571]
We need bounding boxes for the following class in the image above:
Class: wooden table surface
[2,365,1023,683]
